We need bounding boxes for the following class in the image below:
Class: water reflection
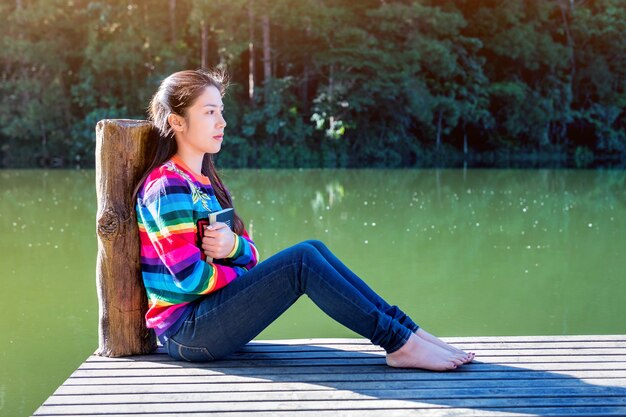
[311,181,345,213]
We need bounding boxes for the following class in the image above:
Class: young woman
[135,69,474,370]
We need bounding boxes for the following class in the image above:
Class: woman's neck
[174,150,204,177]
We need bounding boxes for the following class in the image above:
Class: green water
[1,168,625,416]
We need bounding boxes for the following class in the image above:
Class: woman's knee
[302,239,327,251]
[289,241,325,266]
[293,241,319,256]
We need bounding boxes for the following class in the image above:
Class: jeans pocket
[166,337,215,362]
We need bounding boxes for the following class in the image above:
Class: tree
[0,0,623,168]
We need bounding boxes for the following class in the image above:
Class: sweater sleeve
[138,175,245,304]
[224,229,259,269]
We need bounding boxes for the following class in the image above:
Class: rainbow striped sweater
[136,156,259,336]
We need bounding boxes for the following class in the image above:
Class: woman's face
[175,85,226,156]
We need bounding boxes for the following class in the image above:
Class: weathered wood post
[95,119,158,357]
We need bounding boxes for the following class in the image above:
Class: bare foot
[386,333,465,371]
[415,328,475,363]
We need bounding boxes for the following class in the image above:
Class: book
[196,208,235,263]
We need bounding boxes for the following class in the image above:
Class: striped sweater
[136,155,259,336]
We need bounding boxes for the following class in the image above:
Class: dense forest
[1,0,624,168]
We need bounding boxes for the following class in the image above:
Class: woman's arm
[137,175,245,301]
[201,222,259,269]
[223,228,259,269]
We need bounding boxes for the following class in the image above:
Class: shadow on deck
[34,335,626,416]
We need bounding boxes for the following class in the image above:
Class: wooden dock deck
[33,335,626,416]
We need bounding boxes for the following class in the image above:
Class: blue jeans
[162,240,420,362]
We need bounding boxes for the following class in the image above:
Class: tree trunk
[301,18,311,110]
[248,0,255,103]
[262,14,271,83]
[39,118,48,165]
[95,119,157,357]
[329,63,335,134]
[200,19,208,69]
[544,121,551,147]
[328,62,335,101]
[436,109,443,149]
[271,25,278,78]
[559,1,576,75]
[463,127,468,155]
[302,62,309,109]
[169,0,177,45]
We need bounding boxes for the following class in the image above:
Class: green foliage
[0,0,624,168]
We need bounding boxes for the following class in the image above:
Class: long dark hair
[133,69,245,235]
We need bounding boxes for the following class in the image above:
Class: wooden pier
[33,335,626,416]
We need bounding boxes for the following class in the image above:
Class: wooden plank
[33,408,626,417]
[32,411,626,417]
[61,369,626,386]
[81,353,626,367]
[32,396,626,414]
[33,336,626,417]
[53,378,626,395]
[81,353,626,366]
[83,347,626,360]
[73,364,626,378]
[43,385,626,405]
[84,336,626,361]
[80,351,626,366]
[72,358,626,378]
[84,345,626,364]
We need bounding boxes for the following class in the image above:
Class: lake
[1,168,625,416]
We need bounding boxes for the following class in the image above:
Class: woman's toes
[452,356,464,366]
[461,354,475,364]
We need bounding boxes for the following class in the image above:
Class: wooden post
[95,119,157,357]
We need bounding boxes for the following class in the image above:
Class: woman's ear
[167,113,185,132]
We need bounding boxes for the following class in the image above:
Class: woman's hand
[201,222,236,260]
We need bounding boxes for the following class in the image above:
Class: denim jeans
[162,240,420,362]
